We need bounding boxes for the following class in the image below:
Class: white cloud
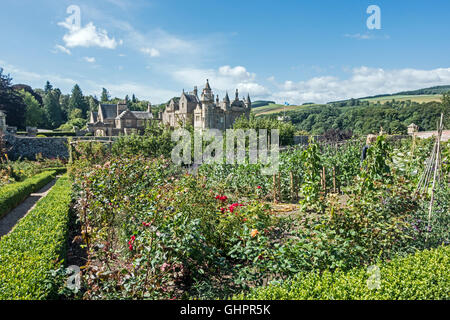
[170,65,270,99]
[272,66,450,104]
[140,47,160,57]
[344,33,390,40]
[344,33,372,40]
[0,60,77,89]
[53,44,71,55]
[84,57,96,63]
[218,65,255,80]
[86,80,178,103]
[58,21,121,49]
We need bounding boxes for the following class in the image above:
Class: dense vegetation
[64,133,449,300]
[236,246,449,300]
[262,94,450,135]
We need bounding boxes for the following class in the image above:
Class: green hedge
[43,167,67,175]
[235,246,450,300]
[0,176,72,299]
[0,171,56,218]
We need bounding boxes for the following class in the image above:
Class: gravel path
[0,179,57,238]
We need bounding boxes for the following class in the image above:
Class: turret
[235,88,239,101]
[201,79,214,103]
[222,92,230,110]
[245,93,251,108]
[147,102,152,113]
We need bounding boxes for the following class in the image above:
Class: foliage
[70,156,281,299]
[0,157,65,187]
[298,139,323,212]
[233,114,296,145]
[19,89,45,128]
[0,176,72,299]
[43,90,63,129]
[0,68,26,129]
[111,123,175,159]
[235,245,450,300]
[270,98,449,135]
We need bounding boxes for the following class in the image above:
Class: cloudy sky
[0,0,449,104]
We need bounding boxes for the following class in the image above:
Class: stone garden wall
[4,134,69,160]
[4,134,118,160]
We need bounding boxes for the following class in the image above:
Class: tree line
[0,68,152,131]
[263,95,450,135]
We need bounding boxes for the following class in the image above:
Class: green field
[361,94,443,104]
[252,103,319,116]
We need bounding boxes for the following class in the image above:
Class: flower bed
[235,245,450,300]
[0,176,72,299]
[0,170,57,218]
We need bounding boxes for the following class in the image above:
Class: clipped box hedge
[0,170,57,218]
[0,176,72,299]
[235,246,450,300]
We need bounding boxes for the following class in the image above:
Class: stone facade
[162,80,251,130]
[88,101,154,136]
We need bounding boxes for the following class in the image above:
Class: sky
[0,0,449,104]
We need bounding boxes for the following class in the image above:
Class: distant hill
[329,85,450,104]
[252,100,275,108]
[252,103,320,116]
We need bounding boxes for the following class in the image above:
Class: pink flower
[160,263,170,272]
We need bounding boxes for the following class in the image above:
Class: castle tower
[201,79,214,103]
[222,91,230,111]
[117,99,128,116]
[235,88,239,101]
[245,93,252,108]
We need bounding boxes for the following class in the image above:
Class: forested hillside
[262,95,450,135]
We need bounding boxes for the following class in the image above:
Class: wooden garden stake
[277,172,281,201]
[273,173,277,203]
[290,171,295,201]
[322,166,326,192]
[333,166,336,193]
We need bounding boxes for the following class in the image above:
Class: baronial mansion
[88,80,251,136]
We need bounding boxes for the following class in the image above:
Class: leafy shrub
[0,170,56,218]
[0,176,72,299]
[235,246,450,300]
[70,156,281,299]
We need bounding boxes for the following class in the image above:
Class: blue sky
[0,0,449,104]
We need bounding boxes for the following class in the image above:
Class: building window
[137,120,144,127]
[126,119,133,127]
